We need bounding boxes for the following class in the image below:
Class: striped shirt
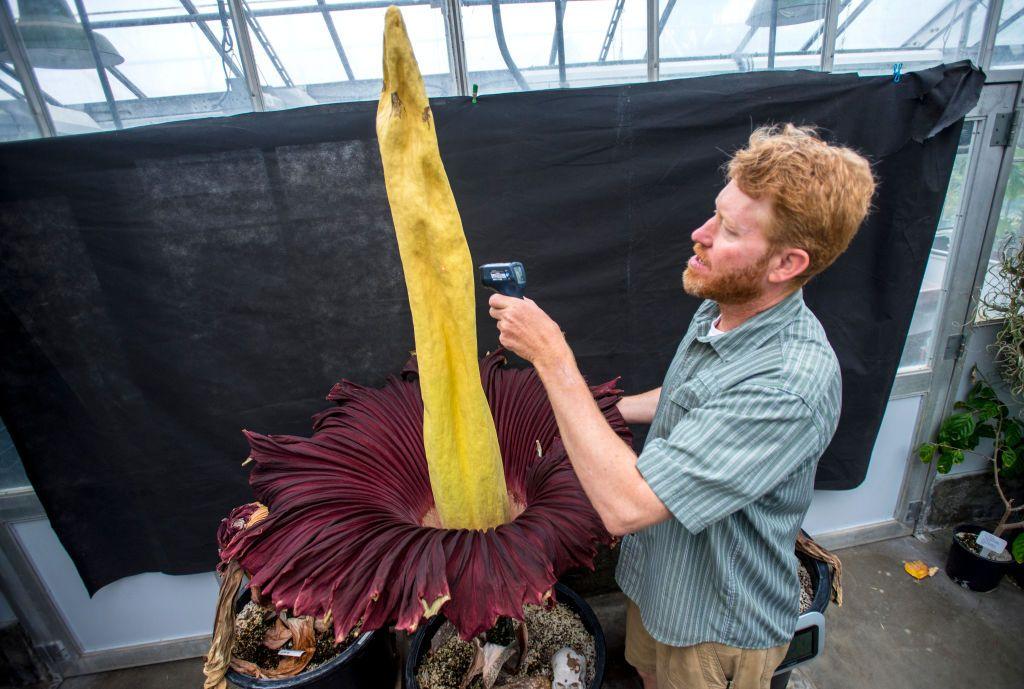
[615,288,841,649]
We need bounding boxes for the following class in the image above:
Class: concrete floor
[44,531,1024,689]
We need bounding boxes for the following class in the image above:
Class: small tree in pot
[916,371,1024,589]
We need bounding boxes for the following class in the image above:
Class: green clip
[472,84,478,104]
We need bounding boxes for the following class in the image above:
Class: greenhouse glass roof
[0,0,1021,140]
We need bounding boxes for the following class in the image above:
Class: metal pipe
[226,0,266,111]
[646,0,658,81]
[241,0,293,87]
[804,0,850,52]
[442,0,469,95]
[72,0,122,129]
[597,0,624,63]
[658,0,678,35]
[0,0,56,136]
[820,0,842,71]
[957,1,977,59]
[109,66,146,99]
[316,0,355,80]
[554,0,567,87]
[179,0,244,79]
[902,0,966,48]
[767,0,779,69]
[491,0,530,90]
[734,25,757,55]
[0,62,61,106]
[977,0,1005,71]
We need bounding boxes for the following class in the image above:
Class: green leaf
[938,413,976,447]
[917,443,936,463]
[1002,447,1018,471]
[1013,533,1024,564]
[978,401,1001,421]
[968,381,998,403]
[975,423,997,440]
[936,451,954,474]
[1004,419,1023,446]
[951,449,965,465]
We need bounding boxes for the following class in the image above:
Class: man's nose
[691,218,713,245]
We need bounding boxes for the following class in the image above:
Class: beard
[682,247,771,305]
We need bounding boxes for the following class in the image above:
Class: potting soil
[231,600,353,674]
[798,563,813,613]
[956,532,1013,563]
[417,602,596,689]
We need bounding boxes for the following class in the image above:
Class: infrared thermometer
[479,262,526,298]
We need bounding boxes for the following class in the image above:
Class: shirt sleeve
[636,383,828,534]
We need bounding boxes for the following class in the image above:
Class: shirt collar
[693,288,804,360]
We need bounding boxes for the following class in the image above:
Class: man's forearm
[534,346,669,535]
[617,387,662,425]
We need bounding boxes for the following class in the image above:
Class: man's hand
[488,294,570,369]
[488,293,670,536]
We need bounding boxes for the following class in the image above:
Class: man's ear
[768,247,810,284]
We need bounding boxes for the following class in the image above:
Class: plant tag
[976,530,1007,554]
[277,649,304,657]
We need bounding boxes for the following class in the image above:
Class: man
[488,124,876,689]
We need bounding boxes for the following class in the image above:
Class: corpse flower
[219,351,630,641]
[204,8,631,686]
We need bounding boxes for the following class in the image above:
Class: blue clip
[893,62,903,83]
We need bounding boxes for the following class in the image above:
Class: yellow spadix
[376,6,509,530]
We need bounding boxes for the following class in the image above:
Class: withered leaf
[460,638,485,689]
[482,643,517,689]
[430,620,458,654]
[263,618,292,650]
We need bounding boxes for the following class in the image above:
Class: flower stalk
[377,5,508,530]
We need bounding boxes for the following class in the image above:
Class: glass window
[991,0,1024,69]
[0,417,31,493]
[658,0,826,81]
[833,0,985,76]
[461,0,647,94]
[4,0,254,134]
[900,120,976,370]
[234,0,456,107]
[977,122,1024,321]
[0,52,45,141]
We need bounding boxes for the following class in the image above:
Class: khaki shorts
[624,600,789,689]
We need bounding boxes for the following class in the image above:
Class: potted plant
[916,371,1023,591]
[201,9,627,688]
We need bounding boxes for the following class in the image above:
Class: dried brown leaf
[202,561,244,689]
[482,643,517,689]
[460,638,485,689]
[263,618,292,650]
[430,620,458,654]
[262,616,316,678]
[513,619,529,672]
[228,657,262,677]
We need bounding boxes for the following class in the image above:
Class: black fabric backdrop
[0,62,982,593]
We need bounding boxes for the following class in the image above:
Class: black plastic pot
[227,590,398,689]
[945,523,1010,592]
[404,583,606,689]
[769,552,832,689]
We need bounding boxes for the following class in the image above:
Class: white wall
[12,520,218,652]
[803,395,922,535]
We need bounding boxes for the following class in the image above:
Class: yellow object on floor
[376,7,509,530]
[903,560,938,579]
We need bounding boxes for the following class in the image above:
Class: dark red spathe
[218,350,631,641]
